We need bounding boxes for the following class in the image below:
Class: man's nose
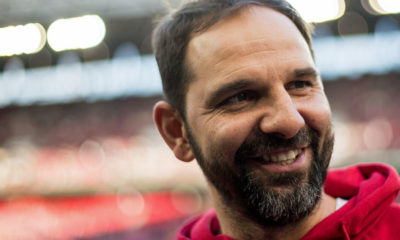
[259,92,305,139]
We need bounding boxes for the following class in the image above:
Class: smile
[255,148,304,166]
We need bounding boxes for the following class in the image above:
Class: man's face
[183,6,333,224]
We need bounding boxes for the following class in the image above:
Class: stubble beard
[185,125,334,226]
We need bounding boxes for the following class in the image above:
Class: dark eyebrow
[292,67,319,79]
[205,79,255,107]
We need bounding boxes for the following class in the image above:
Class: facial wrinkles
[213,39,291,67]
[190,57,316,118]
[214,53,302,84]
[184,97,243,160]
[196,112,254,161]
[213,39,310,66]
[201,44,313,85]
[186,63,320,161]
[213,55,316,100]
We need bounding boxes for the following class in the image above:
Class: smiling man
[152,1,400,239]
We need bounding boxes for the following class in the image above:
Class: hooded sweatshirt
[177,163,400,240]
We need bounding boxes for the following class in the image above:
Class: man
[151,0,400,239]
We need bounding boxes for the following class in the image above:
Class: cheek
[301,96,332,138]
[200,115,256,160]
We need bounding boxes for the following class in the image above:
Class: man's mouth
[252,148,304,166]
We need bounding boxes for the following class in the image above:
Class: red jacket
[177,163,400,240]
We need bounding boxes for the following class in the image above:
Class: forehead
[185,6,313,81]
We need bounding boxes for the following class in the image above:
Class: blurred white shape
[0,23,46,56]
[288,0,345,23]
[47,15,106,52]
[116,189,146,217]
[331,123,354,164]
[369,0,400,14]
[363,118,393,150]
[78,140,106,170]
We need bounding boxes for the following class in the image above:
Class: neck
[211,187,337,240]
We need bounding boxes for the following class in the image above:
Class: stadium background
[0,0,399,239]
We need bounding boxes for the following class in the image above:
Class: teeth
[288,150,296,159]
[261,149,302,165]
[278,153,286,161]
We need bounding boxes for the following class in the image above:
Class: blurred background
[0,0,399,239]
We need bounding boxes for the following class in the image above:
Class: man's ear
[153,101,195,162]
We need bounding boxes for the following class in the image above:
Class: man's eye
[286,80,312,90]
[222,91,258,105]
